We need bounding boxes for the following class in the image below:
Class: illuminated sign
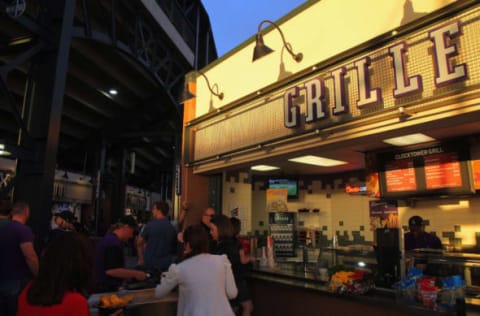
[190,9,480,164]
[345,184,367,195]
[283,21,467,128]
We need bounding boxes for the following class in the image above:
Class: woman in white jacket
[155,224,238,316]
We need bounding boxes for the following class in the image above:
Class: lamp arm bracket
[197,71,224,100]
[257,20,301,61]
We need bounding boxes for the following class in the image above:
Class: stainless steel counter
[88,288,177,316]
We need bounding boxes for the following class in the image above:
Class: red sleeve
[64,292,90,316]
[16,283,31,316]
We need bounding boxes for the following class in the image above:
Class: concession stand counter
[88,289,177,316]
[180,0,480,314]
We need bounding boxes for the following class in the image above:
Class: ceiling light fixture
[288,155,347,167]
[108,89,118,95]
[251,165,280,171]
[252,20,303,62]
[0,144,11,156]
[382,133,435,146]
[180,71,224,104]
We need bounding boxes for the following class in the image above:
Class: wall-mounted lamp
[252,20,303,63]
[180,71,224,104]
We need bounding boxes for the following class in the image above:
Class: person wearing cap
[46,211,76,245]
[94,215,147,292]
[404,215,442,251]
[404,215,442,272]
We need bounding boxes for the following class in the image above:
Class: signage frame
[377,140,475,199]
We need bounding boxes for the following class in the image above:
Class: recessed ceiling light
[0,144,10,156]
[251,164,280,171]
[108,89,118,95]
[288,155,347,167]
[383,133,435,146]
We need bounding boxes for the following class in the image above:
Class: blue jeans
[0,279,29,316]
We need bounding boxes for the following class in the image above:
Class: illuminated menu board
[424,153,462,189]
[473,160,480,190]
[377,142,474,198]
[385,159,417,192]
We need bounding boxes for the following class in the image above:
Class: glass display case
[269,212,296,257]
[316,246,480,297]
[405,249,480,296]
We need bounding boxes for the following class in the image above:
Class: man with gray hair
[0,201,39,316]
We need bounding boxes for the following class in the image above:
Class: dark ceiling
[0,0,216,190]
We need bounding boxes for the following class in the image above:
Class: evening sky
[201,0,307,57]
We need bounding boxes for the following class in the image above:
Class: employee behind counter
[404,215,443,271]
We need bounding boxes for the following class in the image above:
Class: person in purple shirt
[404,215,442,272]
[404,215,442,251]
[0,201,39,316]
[95,215,147,292]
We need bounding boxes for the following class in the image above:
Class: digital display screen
[377,142,474,198]
[268,179,298,199]
[385,159,417,192]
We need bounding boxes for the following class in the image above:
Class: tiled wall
[234,176,480,249]
[400,198,480,248]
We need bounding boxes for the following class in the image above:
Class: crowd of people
[0,200,256,316]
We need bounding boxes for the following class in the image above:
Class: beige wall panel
[194,0,456,118]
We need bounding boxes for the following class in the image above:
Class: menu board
[265,189,288,212]
[385,159,417,192]
[377,142,474,198]
[424,153,461,189]
[471,160,480,190]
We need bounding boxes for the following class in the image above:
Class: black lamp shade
[179,84,196,104]
[252,34,274,62]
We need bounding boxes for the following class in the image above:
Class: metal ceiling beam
[0,0,203,193]
[58,116,91,140]
[132,147,163,165]
[62,102,104,129]
[0,3,53,42]
[67,49,141,106]
[1,56,119,119]
[66,75,131,111]
[5,74,105,131]
[71,38,157,95]
[64,85,116,119]
[119,130,174,139]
